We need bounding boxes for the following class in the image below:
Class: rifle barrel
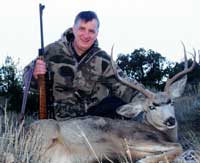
[39,4,45,53]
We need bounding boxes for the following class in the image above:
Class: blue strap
[18,60,36,122]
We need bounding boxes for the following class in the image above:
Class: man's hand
[33,59,47,79]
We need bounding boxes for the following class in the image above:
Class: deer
[26,43,196,163]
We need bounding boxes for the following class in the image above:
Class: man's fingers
[33,59,47,79]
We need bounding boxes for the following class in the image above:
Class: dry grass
[175,94,200,151]
[0,108,46,163]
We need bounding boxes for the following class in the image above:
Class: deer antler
[164,42,196,93]
[110,46,154,99]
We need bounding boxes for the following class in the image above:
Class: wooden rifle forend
[38,57,47,119]
[38,75,47,119]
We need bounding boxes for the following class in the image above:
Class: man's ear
[72,25,76,33]
[116,101,144,118]
[168,75,187,99]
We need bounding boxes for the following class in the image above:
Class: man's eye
[78,27,85,31]
[89,29,96,34]
[149,106,156,110]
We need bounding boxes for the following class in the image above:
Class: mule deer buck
[26,44,196,163]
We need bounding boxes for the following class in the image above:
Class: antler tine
[183,42,188,69]
[164,43,196,93]
[110,45,154,99]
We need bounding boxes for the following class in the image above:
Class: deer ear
[116,101,144,118]
[168,75,187,98]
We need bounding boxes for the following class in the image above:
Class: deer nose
[164,117,176,127]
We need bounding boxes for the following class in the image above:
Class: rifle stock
[38,4,47,119]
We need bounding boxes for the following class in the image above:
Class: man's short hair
[74,11,100,28]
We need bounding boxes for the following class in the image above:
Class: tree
[117,48,173,89]
[0,56,40,114]
[0,56,23,111]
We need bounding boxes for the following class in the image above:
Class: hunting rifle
[19,3,54,122]
[38,3,47,119]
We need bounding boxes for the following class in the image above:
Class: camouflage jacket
[24,28,138,120]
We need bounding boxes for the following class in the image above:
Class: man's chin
[80,45,92,51]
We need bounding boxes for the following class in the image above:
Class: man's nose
[82,33,90,41]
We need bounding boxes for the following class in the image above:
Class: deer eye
[149,106,156,110]
[152,102,159,106]
[170,101,175,106]
[166,99,172,104]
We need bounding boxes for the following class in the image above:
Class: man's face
[73,19,99,55]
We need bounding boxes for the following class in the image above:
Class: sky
[0,0,200,68]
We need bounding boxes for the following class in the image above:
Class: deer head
[111,43,196,140]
